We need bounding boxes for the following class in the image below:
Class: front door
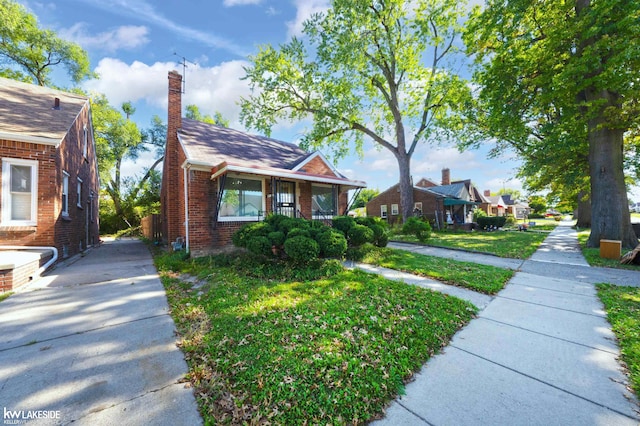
[275,180,296,218]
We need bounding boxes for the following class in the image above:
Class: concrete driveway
[0,238,202,425]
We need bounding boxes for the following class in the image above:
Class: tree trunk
[586,91,638,248]
[396,152,414,223]
[575,191,591,228]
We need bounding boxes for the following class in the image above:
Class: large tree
[0,0,91,86]
[240,0,470,221]
[185,104,230,127]
[465,0,639,248]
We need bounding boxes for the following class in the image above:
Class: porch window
[220,177,263,219]
[312,184,336,218]
[1,158,38,226]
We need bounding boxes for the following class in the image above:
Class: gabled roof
[426,182,469,200]
[0,77,89,146]
[178,118,366,189]
[486,195,506,207]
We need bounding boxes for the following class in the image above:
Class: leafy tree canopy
[185,104,229,127]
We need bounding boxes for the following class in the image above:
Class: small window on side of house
[380,205,388,218]
[62,171,69,216]
[77,177,83,208]
[391,204,399,215]
[82,125,88,159]
[1,158,38,226]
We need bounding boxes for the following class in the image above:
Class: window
[312,184,336,218]
[1,158,38,226]
[391,203,399,215]
[77,177,83,208]
[62,171,69,215]
[219,176,263,220]
[414,202,423,214]
[380,205,388,219]
[82,125,88,159]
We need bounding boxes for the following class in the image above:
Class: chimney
[53,97,60,110]
[484,190,491,197]
[441,168,450,186]
[161,71,184,248]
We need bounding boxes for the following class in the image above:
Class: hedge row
[232,214,389,263]
[477,216,507,229]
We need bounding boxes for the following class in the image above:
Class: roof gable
[293,152,343,178]
[0,77,88,145]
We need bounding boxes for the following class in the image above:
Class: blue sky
[19,0,638,202]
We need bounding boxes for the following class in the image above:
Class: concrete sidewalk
[374,223,640,425]
[0,238,202,426]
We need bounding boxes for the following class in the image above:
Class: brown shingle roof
[0,77,88,143]
[179,118,311,170]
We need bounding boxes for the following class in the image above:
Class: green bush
[278,217,310,235]
[345,243,377,261]
[317,230,348,258]
[284,236,320,263]
[232,222,271,247]
[264,214,290,230]
[554,214,562,221]
[268,231,285,247]
[370,224,389,247]
[505,214,516,226]
[347,224,375,247]
[332,216,356,235]
[246,236,273,257]
[287,227,311,239]
[473,208,487,221]
[476,216,507,230]
[528,213,545,219]
[402,217,432,242]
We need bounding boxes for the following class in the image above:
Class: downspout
[0,246,59,278]
[183,164,190,253]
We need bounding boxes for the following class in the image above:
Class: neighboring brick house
[160,71,366,255]
[0,78,100,291]
[366,168,484,229]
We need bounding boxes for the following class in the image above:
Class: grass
[576,230,638,270]
[156,251,477,425]
[354,245,513,295]
[392,229,547,259]
[0,292,12,302]
[596,284,640,396]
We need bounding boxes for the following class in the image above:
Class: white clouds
[60,24,149,52]
[223,0,262,5]
[82,57,252,127]
[286,0,330,38]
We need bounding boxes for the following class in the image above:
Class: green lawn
[355,245,513,294]
[156,252,476,425]
[597,284,640,396]
[576,230,638,270]
[392,229,547,259]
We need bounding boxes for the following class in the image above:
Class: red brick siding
[186,169,215,252]
[0,103,98,258]
[299,182,312,218]
[299,156,337,177]
[366,185,441,225]
[0,259,38,291]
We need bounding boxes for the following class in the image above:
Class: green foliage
[370,224,389,248]
[473,208,487,221]
[0,291,12,303]
[505,214,516,226]
[528,195,547,214]
[347,224,375,247]
[267,231,285,247]
[317,229,348,258]
[185,104,229,127]
[476,216,507,230]
[284,236,320,264]
[332,216,356,235]
[0,0,92,86]
[287,227,311,239]
[352,188,380,209]
[232,222,271,248]
[402,217,431,243]
[246,236,273,257]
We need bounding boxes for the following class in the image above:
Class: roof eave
[0,131,61,147]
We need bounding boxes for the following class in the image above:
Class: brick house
[366,168,484,229]
[160,71,366,255]
[0,77,100,291]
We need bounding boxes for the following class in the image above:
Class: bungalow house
[160,71,366,255]
[366,168,484,229]
[0,77,100,291]
[483,191,507,217]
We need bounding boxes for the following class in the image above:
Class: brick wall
[366,184,441,225]
[299,155,337,177]
[0,259,38,291]
[186,169,215,251]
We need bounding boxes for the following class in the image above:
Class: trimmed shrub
[246,236,273,257]
[370,224,388,247]
[402,217,431,242]
[284,236,320,263]
[473,208,487,221]
[264,214,290,230]
[287,227,311,239]
[332,216,356,235]
[347,224,375,247]
[278,217,310,235]
[232,222,271,248]
[345,243,377,261]
[268,231,285,247]
[317,230,348,258]
[477,216,507,230]
[505,214,516,226]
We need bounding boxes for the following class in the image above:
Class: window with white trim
[414,202,423,211]
[219,176,263,220]
[391,203,399,215]
[77,177,83,208]
[1,158,38,226]
[312,184,336,218]
[62,171,70,215]
[82,125,88,159]
[380,204,388,219]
